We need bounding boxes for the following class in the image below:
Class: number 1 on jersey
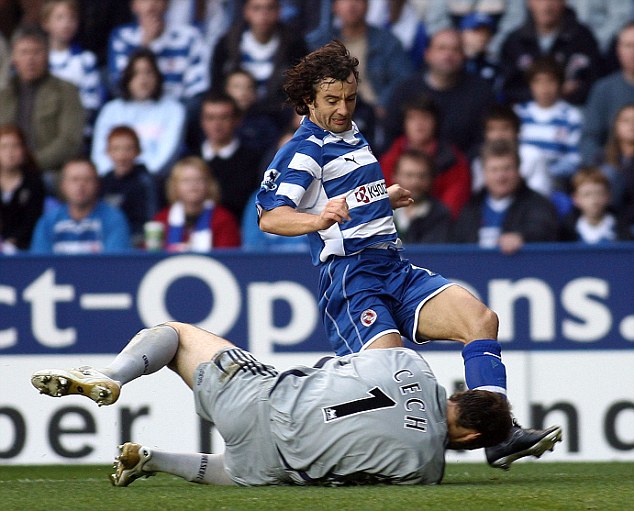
[322,387,396,422]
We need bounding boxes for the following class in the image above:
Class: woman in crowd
[0,124,46,253]
[152,156,240,252]
[91,49,185,180]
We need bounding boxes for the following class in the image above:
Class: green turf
[1,462,632,511]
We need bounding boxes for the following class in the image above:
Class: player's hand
[318,197,351,229]
[388,184,414,210]
[498,233,524,255]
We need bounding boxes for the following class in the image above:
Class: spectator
[107,0,208,102]
[197,91,263,223]
[380,96,471,218]
[391,148,452,244]
[40,0,104,133]
[514,56,582,192]
[598,103,634,214]
[241,128,309,252]
[471,104,551,198]
[210,0,307,114]
[365,0,428,70]
[152,156,240,252]
[452,139,559,254]
[580,22,634,164]
[0,124,46,253]
[559,167,631,243]
[384,28,495,157]
[100,126,158,248]
[0,25,83,182]
[91,49,185,179]
[459,12,501,97]
[30,158,131,254]
[499,0,601,106]
[222,67,281,154]
[310,0,414,118]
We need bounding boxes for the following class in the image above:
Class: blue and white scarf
[166,200,214,252]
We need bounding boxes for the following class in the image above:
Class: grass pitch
[1,462,632,511]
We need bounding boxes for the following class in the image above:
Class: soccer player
[255,40,561,469]
[31,322,516,486]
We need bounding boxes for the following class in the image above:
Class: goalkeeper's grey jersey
[268,348,448,485]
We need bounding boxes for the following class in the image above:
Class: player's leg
[415,284,562,469]
[111,442,235,487]
[31,322,233,404]
[416,284,507,394]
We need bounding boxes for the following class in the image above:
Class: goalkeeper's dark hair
[283,40,359,116]
[450,390,512,449]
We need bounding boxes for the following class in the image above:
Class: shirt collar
[201,138,240,160]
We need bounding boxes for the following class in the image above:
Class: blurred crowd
[1,0,633,256]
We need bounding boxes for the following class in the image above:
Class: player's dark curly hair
[450,390,512,449]
[283,40,360,116]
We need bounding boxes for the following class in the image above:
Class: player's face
[61,162,99,208]
[107,135,140,175]
[529,72,560,108]
[573,182,610,221]
[0,133,25,171]
[307,73,357,133]
[43,3,79,44]
[482,154,521,199]
[11,38,48,82]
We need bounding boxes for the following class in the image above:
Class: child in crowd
[0,124,46,253]
[152,156,240,252]
[40,0,104,127]
[471,104,551,197]
[460,12,500,97]
[391,149,451,245]
[560,167,631,243]
[380,96,471,218]
[514,57,583,193]
[100,126,158,248]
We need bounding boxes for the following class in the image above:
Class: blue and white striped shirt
[515,100,582,178]
[49,44,104,111]
[256,119,398,265]
[107,22,209,100]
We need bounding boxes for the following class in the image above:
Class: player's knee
[466,307,499,343]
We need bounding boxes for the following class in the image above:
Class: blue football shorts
[319,248,454,355]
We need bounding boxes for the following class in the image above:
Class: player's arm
[259,198,351,236]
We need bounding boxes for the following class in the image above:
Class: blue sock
[462,339,507,396]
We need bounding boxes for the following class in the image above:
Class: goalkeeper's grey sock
[101,324,179,385]
[145,449,235,485]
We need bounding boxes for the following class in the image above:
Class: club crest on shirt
[360,309,377,327]
[261,169,280,191]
